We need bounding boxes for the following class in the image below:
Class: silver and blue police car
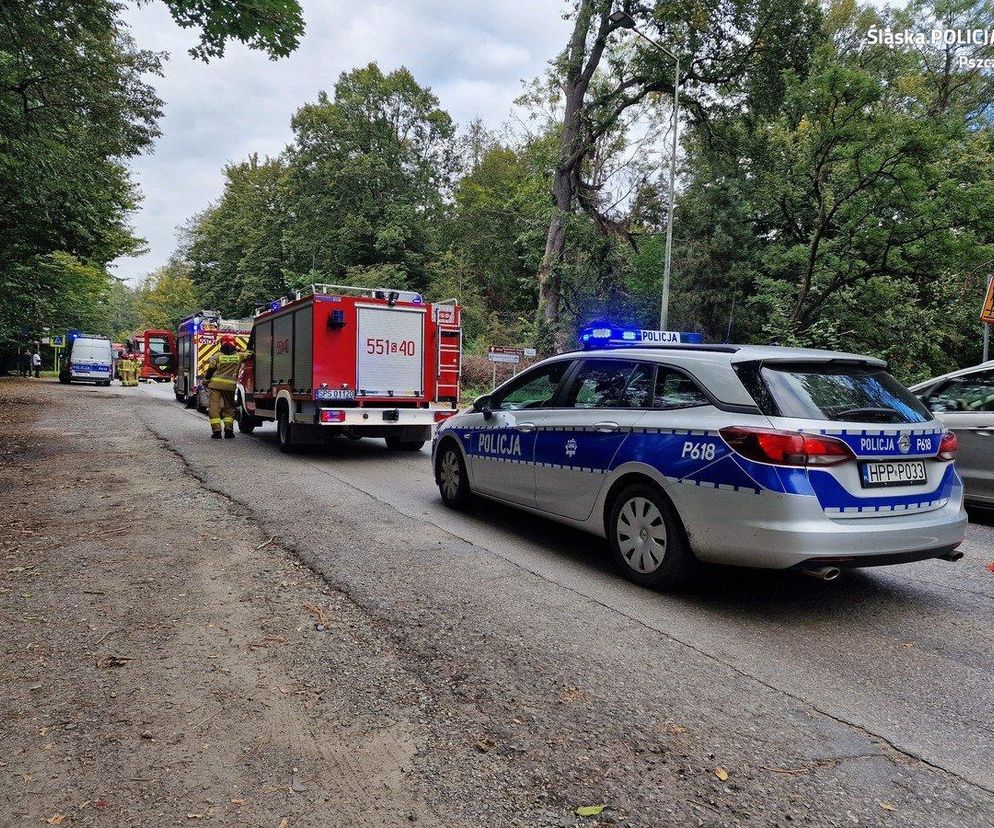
[432,327,967,588]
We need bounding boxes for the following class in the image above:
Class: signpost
[982,275,994,362]
[52,335,65,375]
[487,346,526,388]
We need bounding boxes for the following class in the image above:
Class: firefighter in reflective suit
[202,335,251,439]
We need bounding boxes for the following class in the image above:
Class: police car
[432,327,967,588]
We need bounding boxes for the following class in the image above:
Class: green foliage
[0,0,304,365]
[134,259,200,331]
[0,0,163,361]
[675,0,994,379]
[0,253,115,346]
[186,154,290,317]
[283,64,457,293]
[160,0,305,61]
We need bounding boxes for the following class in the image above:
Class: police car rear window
[747,363,930,424]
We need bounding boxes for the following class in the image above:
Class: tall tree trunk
[537,0,607,352]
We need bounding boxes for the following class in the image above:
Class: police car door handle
[593,421,620,433]
[517,422,537,432]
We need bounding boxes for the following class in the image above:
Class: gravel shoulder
[0,379,439,827]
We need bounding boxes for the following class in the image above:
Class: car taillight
[434,411,456,423]
[719,426,853,467]
[319,409,346,423]
[937,431,957,461]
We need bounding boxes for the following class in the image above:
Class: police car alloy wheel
[608,484,698,588]
[437,443,470,507]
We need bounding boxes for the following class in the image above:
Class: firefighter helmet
[221,334,237,347]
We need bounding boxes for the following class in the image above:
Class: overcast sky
[113,0,572,283]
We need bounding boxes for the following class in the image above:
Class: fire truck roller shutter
[356,306,425,397]
[256,319,273,393]
[293,305,313,393]
[272,313,293,386]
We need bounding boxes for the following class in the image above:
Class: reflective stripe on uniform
[208,377,237,388]
[209,418,222,425]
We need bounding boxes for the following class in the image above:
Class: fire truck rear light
[937,431,957,461]
[434,411,456,422]
[328,309,346,329]
[320,409,346,423]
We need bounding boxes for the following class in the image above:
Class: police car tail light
[434,410,456,423]
[719,427,852,467]
[320,409,346,423]
[937,431,958,461]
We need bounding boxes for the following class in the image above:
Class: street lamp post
[609,10,680,330]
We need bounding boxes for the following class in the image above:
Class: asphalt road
[133,381,994,825]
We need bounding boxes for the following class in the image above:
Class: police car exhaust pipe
[939,550,964,562]
[802,566,841,582]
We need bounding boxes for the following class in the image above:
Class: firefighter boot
[211,431,222,440]
[224,428,235,439]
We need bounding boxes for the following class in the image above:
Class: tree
[674,0,994,380]
[134,259,200,330]
[536,0,820,348]
[284,63,457,293]
[186,155,290,317]
[0,0,305,363]
[158,0,305,60]
[0,1,163,359]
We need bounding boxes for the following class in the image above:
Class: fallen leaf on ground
[878,801,897,811]
[46,815,66,825]
[715,767,729,781]
[987,561,994,573]
[230,799,245,805]
[277,820,289,828]
[94,800,107,809]
[576,804,606,817]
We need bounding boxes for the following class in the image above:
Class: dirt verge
[0,379,440,827]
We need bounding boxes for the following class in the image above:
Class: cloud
[112,0,570,283]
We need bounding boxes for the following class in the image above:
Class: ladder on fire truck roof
[254,284,458,317]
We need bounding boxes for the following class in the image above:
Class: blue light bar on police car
[579,325,704,348]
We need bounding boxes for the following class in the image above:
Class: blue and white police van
[432,327,966,588]
[59,332,114,386]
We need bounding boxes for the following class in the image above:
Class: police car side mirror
[473,395,493,419]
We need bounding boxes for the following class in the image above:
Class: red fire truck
[124,329,176,382]
[237,284,461,452]
[173,310,252,409]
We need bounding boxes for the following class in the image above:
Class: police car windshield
[754,363,930,424]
